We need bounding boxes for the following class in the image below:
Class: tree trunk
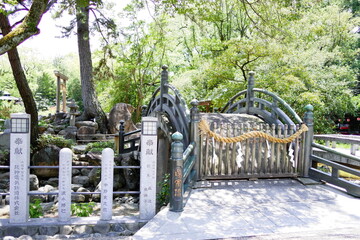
[0,13,39,147]
[76,4,108,133]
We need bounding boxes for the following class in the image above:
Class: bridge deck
[133,179,360,240]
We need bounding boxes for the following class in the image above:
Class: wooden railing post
[119,120,125,154]
[303,104,314,177]
[160,65,168,112]
[170,132,184,212]
[246,71,255,114]
[190,99,200,180]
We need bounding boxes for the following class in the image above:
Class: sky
[19,1,131,59]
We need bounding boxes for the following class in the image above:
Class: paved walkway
[132,179,360,240]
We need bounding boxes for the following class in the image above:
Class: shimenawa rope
[199,119,308,144]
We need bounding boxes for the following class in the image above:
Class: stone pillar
[101,148,114,220]
[139,117,158,220]
[170,132,184,212]
[303,104,314,177]
[58,148,72,222]
[246,71,255,114]
[190,99,200,180]
[9,113,31,223]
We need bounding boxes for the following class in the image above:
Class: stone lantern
[68,100,80,127]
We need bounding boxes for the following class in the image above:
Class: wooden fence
[199,122,306,179]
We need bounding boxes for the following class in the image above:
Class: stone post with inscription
[9,113,31,223]
[139,117,158,220]
[170,132,184,212]
[58,148,72,222]
[101,148,114,220]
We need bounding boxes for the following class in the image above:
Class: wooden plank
[225,123,230,175]
[283,124,288,173]
[251,122,256,175]
[218,122,223,175]
[230,124,238,175]
[244,123,250,175]
[276,125,281,174]
[264,124,270,174]
[270,124,276,173]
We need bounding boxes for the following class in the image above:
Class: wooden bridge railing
[310,134,360,197]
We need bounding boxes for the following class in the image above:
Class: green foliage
[29,199,43,218]
[85,140,115,153]
[71,202,95,217]
[37,134,74,149]
[0,101,25,119]
[157,173,170,207]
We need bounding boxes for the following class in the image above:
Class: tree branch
[0,0,49,56]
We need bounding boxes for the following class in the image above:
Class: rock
[72,176,90,187]
[86,152,102,166]
[41,202,55,212]
[112,223,125,232]
[38,125,47,134]
[29,174,39,191]
[113,172,126,191]
[45,178,58,187]
[125,222,140,232]
[71,184,83,192]
[88,168,101,187]
[75,121,98,130]
[44,128,55,134]
[52,124,67,134]
[3,236,16,240]
[59,226,73,235]
[77,126,96,140]
[0,149,9,166]
[72,169,81,176]
[31,145,60,178]
[59,126,78,141]
[26,226,38,236]
[77,187,91,201]
[74,225,93,235]
[108,103,137,134]
[81,168,91,176]
[0,132,10,151]
[93,224,110,234]
[120,152,140,190]
[4,226,26,237]
[0,172,10,190]
[39,226,59,236]
[29,192,47,203]
[92,183,101,202]
[71,194,85,203]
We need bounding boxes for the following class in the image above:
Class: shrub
[85,141,115,153]
[37,134,74,149]
[157,173,170,207]
[71,202,95,217]
[29,199,43,218]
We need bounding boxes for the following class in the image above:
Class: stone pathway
[132,179,360,240]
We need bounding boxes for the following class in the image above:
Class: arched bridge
[128,66,360,211]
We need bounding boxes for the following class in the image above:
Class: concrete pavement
[132,179,360,240]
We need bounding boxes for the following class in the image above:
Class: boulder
[0,132,10,150]
[88,168,101,187]
[31,145,61,178]
[77,126,96,140]
[29,174,39,191]
[120,151,140,190]
[77,187,91,202]
[75,121,98,130]
[108,103,137,134]
[72,176,90,187]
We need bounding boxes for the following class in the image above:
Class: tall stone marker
[139,117,158,220]
[58,148,72,222]
[9,113,31,223]
[101,148,114,220]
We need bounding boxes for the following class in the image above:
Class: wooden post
[170,132,184,212]
[190,99,200,180]
[118,120,125,154]
[56,75,61,113]
[303,104,314,177]
[62,79,67,113]
[160,65,168,112]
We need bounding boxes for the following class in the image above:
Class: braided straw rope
[199,119,308,144]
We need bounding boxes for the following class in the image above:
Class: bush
[85,141,115,153]
[71,202,95,217]
[29,199,43,218]
[37,134,74,149]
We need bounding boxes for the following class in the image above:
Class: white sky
[19,0,132,59]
